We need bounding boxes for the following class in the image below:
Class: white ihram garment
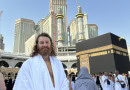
[123,76,129,90]
[115,75,126,90]
[101,75,109,90]
[13,54,69,90]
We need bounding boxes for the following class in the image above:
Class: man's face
[37,36,51,56]
[104,72,108,76]
[115,71,119,76]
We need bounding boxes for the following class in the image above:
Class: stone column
[76,6,85,42]
[56,8,64,46]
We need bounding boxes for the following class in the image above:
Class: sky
[0,0,130,52]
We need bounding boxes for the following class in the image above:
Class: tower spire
[76,6,85,42]
[56,8,64,46]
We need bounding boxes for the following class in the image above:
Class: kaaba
[76,33,130,74]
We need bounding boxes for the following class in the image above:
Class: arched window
[15,62,23,68]
[0,61,9,67]
[71,63,77,69]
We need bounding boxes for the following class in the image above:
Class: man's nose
[43,43,47,46]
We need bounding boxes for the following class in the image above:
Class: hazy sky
[0,0,130,52]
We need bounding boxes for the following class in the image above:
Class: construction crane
[0,11,3,17]
[0,10,3,34]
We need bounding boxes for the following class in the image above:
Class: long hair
[30,33,56,57]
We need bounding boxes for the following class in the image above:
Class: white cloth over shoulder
[13,54,69,90]
[115,75,126,90]
[101,75,108,90]
[123,76,129,90]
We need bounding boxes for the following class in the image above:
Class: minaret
[56,8,64,46]
[49,0,68,45]
[76,6,85,42]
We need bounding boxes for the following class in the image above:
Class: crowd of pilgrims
[0,67,130,90]
[64,68,130,90]
[92,71,130,90]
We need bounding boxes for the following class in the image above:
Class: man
[107,74,114,90]
[13,33,69,90]
[0,70,6,90]
[122,73,129,90]
[101,72,113,90]
[115,70,126,90]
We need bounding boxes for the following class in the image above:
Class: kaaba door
[80,54,90,73]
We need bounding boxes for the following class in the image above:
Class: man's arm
[0,73,6,90]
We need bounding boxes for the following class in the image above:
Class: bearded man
[13,33,69,90]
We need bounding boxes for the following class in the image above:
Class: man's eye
[40,42,44,44]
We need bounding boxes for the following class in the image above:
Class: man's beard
[38,47,51,56]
